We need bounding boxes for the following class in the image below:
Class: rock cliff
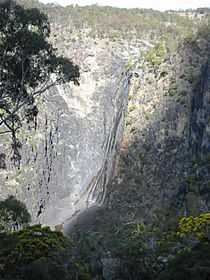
[0,38,139,229]
[108,31,210,227]
[0,10,210,231]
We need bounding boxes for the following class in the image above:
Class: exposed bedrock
[189,61,210,158]
[0,40,140,229]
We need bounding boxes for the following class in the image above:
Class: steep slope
[108,28,210,228]
[0,37,140,228]
[0,1,209,232]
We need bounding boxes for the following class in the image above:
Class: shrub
[0,196,31,232]
[186,173,198,184]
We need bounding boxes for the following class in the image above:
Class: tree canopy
[0,195,210,279]
[0,0,80,163]
[0,195,31,231]
[0,225,89,280]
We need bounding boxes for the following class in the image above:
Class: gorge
[0,1,210,279]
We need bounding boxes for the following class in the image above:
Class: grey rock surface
[0,39,138,228]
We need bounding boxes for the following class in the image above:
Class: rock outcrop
[0,38,139,229]
[0,22,209,231]
[108,33,210,227]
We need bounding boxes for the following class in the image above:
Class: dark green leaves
[0,0,80,164]
[0,225,90,280]
[0,195,31,231]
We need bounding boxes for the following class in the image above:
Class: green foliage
[0,2,209,279]
[159,243,210,280]
[0,195,30,232]
[145,76,154,84]
[0,225,90,279]
[120,150,128,164]
[187,74,196,84]
[186,173,198,184]
[155,43,165,57]
[130,126,138,133]
[204,153,210,167]
[70,212,210,279]
[125,117,133,126]
[146,49,157,65]
[128,103,138,112]
[177,213,210,241]
[54,224,63,232]
[1,210,210,279]
[184,31,195,42]
[71,228,104,278]
[145,43,168,69]
[0,0,79,163]
[40,4,200,42]
[159,68,168,77]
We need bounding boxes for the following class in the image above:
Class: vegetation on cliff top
[0,0,210,279]
[17,0,209,41]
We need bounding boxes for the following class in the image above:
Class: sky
[39,0,210,11]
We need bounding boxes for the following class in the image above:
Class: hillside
[0,1,210,279]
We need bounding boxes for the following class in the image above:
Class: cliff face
[0,26,210,230]
[190,61,210,158]
[0,39,139,228]
[108,34,210,227]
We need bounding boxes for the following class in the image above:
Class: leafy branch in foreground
[0,0,80,164]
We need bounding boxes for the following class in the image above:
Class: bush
[186,173,198,184]
[187,74,196,84]
[0,225,90,280]
[159,243,210,280]
[0,196,31,232]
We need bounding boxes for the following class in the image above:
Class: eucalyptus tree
[0,0,79,163]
